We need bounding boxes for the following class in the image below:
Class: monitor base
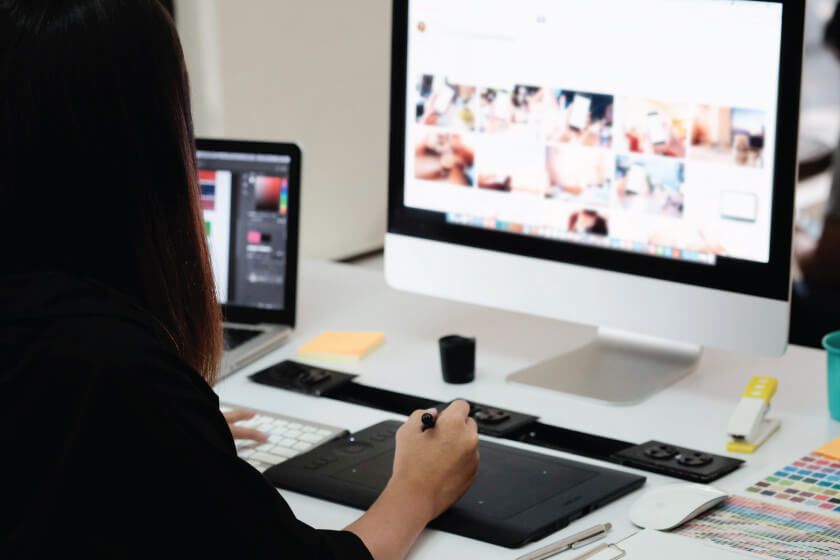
[508,329,702,406]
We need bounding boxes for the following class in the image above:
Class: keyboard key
[254,452,283,464]
[270,426,289,435]
[272,446,296,458]
[293,442,313,451]
[302,426,317,433]
[280,438,297,448]
[300,433,323,443]
[288,423,302,430]
[285,430,302,439]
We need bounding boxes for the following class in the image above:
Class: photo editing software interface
[198,150,291,310]
[405,0,783,266]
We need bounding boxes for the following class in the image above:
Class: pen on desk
[515,523,612,560]
[421,412,436,432]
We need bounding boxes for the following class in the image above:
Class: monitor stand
[507,328,702,406]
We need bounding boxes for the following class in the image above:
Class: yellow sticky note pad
[299,332,385,362]
[817,437,840,461]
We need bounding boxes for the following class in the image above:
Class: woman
[0,1,480,559]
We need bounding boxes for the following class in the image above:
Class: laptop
[197,139,301,379]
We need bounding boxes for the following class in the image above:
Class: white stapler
[726,376,781,454]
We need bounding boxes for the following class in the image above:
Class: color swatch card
[674,495,840,560]
[745,447,840,514]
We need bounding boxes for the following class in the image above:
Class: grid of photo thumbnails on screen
[405,22,779,268]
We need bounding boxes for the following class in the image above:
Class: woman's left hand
[223,410,269,443]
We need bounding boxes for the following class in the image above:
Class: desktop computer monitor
[385,0,805,404]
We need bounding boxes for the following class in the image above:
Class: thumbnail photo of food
[415,74,478,132]
[545,90,614,147]
[617,99,691,159]
[691,106,766,168]
[546,144,612,206]
[615,155,685,218]
[414,129,475,187]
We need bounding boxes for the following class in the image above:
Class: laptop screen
[197,147,292,311]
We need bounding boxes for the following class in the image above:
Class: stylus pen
[515,523,612,560]
[421,412,436,432]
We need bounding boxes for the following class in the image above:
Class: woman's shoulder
[0,269,211,399]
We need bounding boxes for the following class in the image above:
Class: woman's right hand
[345,401,480,560]
[389,400,480,520]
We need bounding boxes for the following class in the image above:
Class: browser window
[403,0,784,265]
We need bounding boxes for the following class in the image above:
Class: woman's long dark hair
[0,0,223,383]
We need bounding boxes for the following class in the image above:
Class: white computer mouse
[629,483,728,531]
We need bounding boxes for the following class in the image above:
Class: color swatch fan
[674,495,840,560]
[745,438,840,514]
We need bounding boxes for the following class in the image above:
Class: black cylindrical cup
[439,335,476,384]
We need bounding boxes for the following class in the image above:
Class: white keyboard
[221,404,348,472]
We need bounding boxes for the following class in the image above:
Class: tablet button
[338,440,372,455]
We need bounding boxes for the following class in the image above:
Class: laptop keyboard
[221,404,348,472]
[223,327,262,351]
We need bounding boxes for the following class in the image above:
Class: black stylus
[421,412,436,432]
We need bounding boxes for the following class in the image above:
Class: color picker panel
[673,495,840,560]
[746,452,840,514]
[254,176,283,213]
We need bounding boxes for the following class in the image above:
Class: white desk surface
[215,259,840,559]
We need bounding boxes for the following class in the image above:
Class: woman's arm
[346,402,480,560]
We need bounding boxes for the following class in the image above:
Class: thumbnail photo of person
[477,143,549,196]
[512,85,544,126]
[691,106,766,168]
[479,87,512,133]
[545,90,614,147]
[546,144,612,206]
[479,85,544,136]
[414,129,475,187]
[568,209,609,236]
[615,155,685,218]
[415,75,478,132]
[618,99,690,158]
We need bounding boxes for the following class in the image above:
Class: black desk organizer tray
[251,361,744,484]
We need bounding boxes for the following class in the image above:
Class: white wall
[175,0,392,259]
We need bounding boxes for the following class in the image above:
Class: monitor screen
[197,149,292,311]
[391,0,798,300]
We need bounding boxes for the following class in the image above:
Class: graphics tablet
[265,421,646,548]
